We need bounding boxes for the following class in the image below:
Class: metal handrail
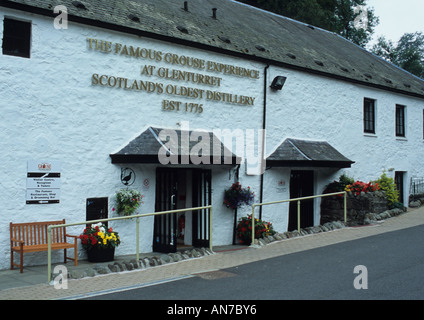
[250,191,347,245]
[47,205,213,283]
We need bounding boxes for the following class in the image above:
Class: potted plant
[224,182,256,245]
[114,188,143,216]
[223,182,255,209]
[236,215,275,245]
[79,223,121,262]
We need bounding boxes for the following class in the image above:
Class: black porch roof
[267,138,354,168]
[110,126,241,165]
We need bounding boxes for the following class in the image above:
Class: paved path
[0,207,423,300]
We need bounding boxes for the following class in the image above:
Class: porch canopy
[266,138,354,168]
[110,126,241,165]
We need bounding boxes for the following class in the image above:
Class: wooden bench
[10,219,78,273]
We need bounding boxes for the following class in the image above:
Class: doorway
[395,171,405,205]
[153,168,211,253]
[288,170,314,231]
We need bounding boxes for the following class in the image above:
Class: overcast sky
[367,0,424,45]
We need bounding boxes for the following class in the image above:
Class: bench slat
[11,242,75,253]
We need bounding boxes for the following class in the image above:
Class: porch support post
[297,200,301,232]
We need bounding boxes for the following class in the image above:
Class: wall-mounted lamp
[270,76,287,91]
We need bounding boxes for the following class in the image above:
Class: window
[363,98,375,134]
[2,18,31,58]
[395,104,406,137]
[86,198,108,227]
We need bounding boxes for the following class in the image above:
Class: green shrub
[374,172,399,207]
[323,174,354,193]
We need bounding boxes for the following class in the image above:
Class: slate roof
[110,127,241,164]
[1,0,424,99]
[266,138,354,168]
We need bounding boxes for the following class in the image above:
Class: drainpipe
[232,163,240,245]
[259,64,270,220]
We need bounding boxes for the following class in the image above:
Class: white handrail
[250,191,347,246]
[47,205,213,283]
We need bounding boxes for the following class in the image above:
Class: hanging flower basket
[223,182,255,209]
[114,188,143,216]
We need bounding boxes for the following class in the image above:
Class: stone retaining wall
[320,191,389,225]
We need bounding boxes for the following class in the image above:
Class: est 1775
[162,100,203,113]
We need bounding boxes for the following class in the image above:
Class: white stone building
[1,0,424,269]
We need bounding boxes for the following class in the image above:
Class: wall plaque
[26,160,61,204]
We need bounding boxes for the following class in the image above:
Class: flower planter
[87,247,115,263]
[79,223,120,262]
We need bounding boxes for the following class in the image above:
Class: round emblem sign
[121,168,135,186]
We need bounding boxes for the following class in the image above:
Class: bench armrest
[66,234,79,245]
[10,238,25,245]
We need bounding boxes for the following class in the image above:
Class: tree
[372,32,424,79]
[333,0,379,47]
[235,0,379,47]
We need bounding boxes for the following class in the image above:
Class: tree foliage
[235,0,379,47]
[372,32,424,79]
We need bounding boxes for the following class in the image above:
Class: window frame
[363,98,376,134]
[2,17,32,58]
[395,104,406,138]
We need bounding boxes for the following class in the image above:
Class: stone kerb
[253,206,405,247]
[60,247,213,280]
[409,196,424,208]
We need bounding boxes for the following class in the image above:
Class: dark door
[288,170,314,231]
[395,171,404,204]
[192,169,212,248]
[153,168,178,253]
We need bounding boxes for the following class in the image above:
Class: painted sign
[26,160,61,204]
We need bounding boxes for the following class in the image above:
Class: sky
[367,0,424,45]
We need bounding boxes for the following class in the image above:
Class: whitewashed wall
[0,8,263,269]
[1,7,424,270]
[262,66,424,231]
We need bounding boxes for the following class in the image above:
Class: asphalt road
[83,224,424,301]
